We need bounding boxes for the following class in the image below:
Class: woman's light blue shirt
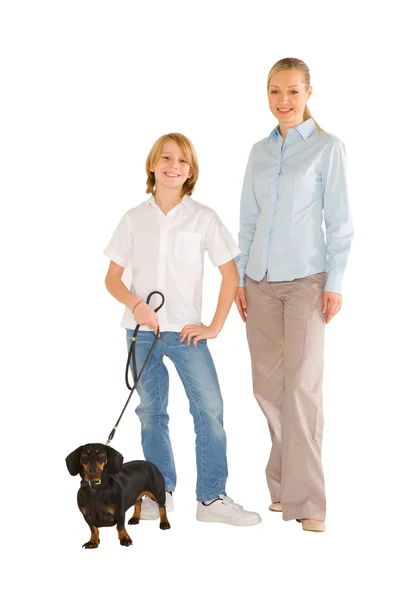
[236,119,354,294]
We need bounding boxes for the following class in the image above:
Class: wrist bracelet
[132,299,144,314]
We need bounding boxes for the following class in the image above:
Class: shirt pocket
[175,231,202,263]
[131,232,156,267]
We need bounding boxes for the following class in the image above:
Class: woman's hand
[133,301,160,334]
[180,323,221,347]
[234,287,247,322]
[322,292,342,324]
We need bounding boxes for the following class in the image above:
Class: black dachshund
[66,443,170,548]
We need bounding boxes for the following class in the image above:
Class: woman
[235,57,354,532]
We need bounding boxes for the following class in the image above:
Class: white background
[1,1,398,598]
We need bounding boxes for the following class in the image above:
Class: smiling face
[151,140,192,193]
[268,68,312,129]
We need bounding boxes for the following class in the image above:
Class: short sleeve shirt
[104,195,241,331]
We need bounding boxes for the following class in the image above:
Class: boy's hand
[180,323,221,347]
[134,301,160,334]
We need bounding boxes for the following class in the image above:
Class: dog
[66,443,170,548]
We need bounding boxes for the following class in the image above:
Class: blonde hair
[145,133,199,197]
[267,58,323,132]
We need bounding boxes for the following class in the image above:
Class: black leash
[106,291,165,445]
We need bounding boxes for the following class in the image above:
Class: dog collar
[80,479,102,489]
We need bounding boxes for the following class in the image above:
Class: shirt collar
[142,194,194,212]
[181,195,195,211]
[268,118,316,141]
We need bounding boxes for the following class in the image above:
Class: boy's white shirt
[104,195,241,332]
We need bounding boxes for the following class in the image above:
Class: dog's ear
[65,446,82,476]
[106,446,124,474]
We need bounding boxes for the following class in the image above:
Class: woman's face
[268,69,312,128]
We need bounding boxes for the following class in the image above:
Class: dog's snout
[87,461,106,476]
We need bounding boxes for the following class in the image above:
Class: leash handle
[106,291,165,446]
[145,290,165,314]
[125,291,165,390]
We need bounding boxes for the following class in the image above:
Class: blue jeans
[126,330,228,502]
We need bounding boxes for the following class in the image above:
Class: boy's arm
[105,260,159,333]
[210,259,240,332]
[180,259,239,347]
[105,260,140,311]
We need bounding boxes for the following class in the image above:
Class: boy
[104,133,260,525]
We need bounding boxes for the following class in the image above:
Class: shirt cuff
[212,248,241,268]
[103,248,129,269]
[325,270,343,294]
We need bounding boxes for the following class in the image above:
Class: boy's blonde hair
[267,57,324,133]
[145,133,199,197]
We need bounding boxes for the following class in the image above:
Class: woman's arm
[180,259,239,346]
[236,146,260,287]
[321,139,354,324]
[105,260,159,333]
[322,139,354,295]
[234,146,259,322]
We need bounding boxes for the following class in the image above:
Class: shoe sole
[296,519,325,532]
[196,515,262,526]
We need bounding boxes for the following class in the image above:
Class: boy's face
[151,140,192,192]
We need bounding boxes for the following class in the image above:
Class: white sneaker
[140,491,174,520]
[196,494,261,526]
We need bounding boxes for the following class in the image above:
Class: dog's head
[65,443,123,481]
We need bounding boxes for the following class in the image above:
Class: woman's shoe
[296,518,326,532]
[269,502,283,512]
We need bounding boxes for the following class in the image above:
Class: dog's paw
[160,521,171,530]
[82,541,99,549]
[119,536,132,547]
[128,517,140,525]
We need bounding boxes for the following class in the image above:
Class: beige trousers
[245,272,327,521]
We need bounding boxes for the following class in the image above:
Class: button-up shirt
[104,195,240,331]
[236,118,354,293]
